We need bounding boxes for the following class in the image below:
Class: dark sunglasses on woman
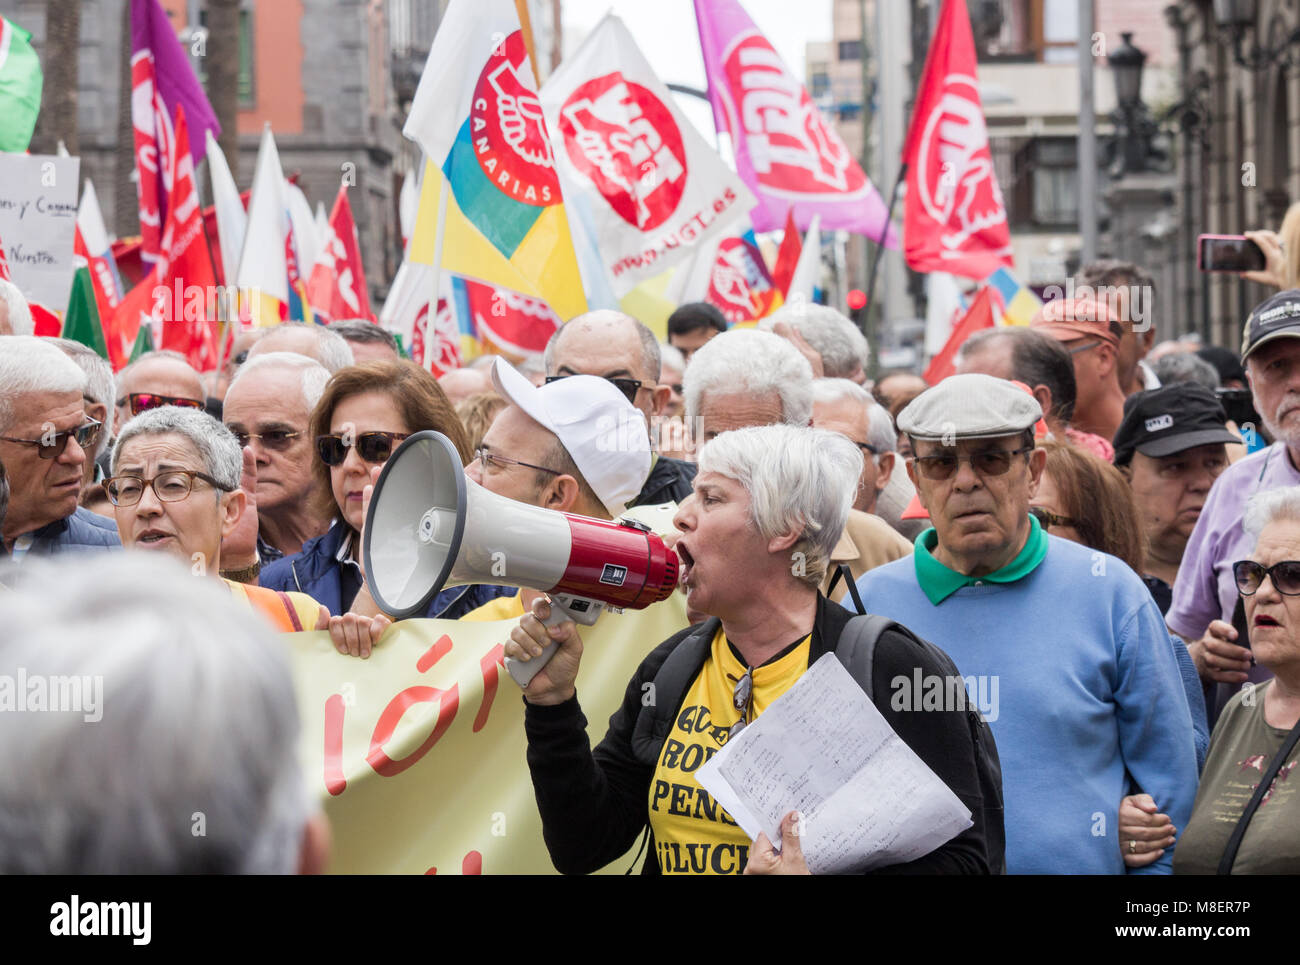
[316,431,409,467]
[1233,559,1300,597]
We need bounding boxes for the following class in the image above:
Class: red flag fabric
[464,280,560,358]
[307,185,374,323]
[771,208,801,297]
[923,285,996,384]
[29,301,62,337]
[902,0,1013,279]
[0,227,10,281]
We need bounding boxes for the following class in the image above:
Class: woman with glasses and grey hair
[1174,487,1300,874]
[506,423,998,875]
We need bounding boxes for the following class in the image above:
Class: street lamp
[1107,33,1161,175]
[1212,0,1300,71]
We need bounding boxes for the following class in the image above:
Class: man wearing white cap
[460,358,651,622]
[852,373,1198,875]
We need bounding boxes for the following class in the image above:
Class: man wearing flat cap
[852,374,1198,874]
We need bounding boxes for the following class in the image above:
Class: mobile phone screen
[1199,236,1267,273]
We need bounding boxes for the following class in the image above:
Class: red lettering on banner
[474,643,506,732]
[367,636,460,776]
[323,693,348,796]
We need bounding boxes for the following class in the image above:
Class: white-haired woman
[1174,487,1300,874]
[507,424,996,875]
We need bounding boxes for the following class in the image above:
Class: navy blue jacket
[259,522,511,619]
[4,507,121,558]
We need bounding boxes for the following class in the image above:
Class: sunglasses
[0,420,102,460]
[118,393,206,417]
[1233,560,1300,597]
[230,429,302,452]
[911,445,1034,481]
[727,667,755,741]
[1030,506,1078,530]
[104,469,228,507]
[316,431,409,467]
[544,374,645,406]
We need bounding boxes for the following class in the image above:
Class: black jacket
[523,593,994,874]
[629,455,696,509]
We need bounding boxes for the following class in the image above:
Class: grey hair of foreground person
[0,278,34,336]
[696,424,861,588]
[226,351,331,414]
[759,302,870,379]
[0,554,319,873]
[0,335,87,431]
[112,405,243,492]
[811,378,897,453]
[683,328,814,426]
[1243,486,1300,540]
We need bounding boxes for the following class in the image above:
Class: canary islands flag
[404,0,586,323]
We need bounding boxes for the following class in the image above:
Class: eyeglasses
[1067,341,1102,356]
[104,470,229,507]
[1030,506,1079,530]
[855,441,881,457]
[230,429,303,452]
[1233,560,1300,597]
[727,667,755,740]
[117,393,206,417]
[474,447,561,477]
[0,420,102,460]
[316,431,409,467]
[544,374,646,406]
[911,445,1034,481]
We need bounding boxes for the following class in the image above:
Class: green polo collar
[913,513,1048,605]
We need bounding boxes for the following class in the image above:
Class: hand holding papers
[696,653,973,874]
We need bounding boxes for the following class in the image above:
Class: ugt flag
[902,0,1012,279]
[308,184,374,323]
[667,221,779,325]
[0,16,42,152]
[131,0,221,265]
[694,0,895,243]
[540,14,755,296]
[404,0,586,323]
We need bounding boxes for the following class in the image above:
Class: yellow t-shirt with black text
[649,628,811,875]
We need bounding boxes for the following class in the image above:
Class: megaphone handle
[505,597,599,688]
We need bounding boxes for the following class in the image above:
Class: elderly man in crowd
[0,553,330,873]
[1169,290,1300,721]
[1076,259,1161,395]
[0,337,119,559]
[1031,296,1128,444]
[221,352,334,571]
[0,278,34,337]
[1113,383,1238,614]
[854,374,1198,874]
[49,338,115,496]
[666,301,726,365]
[212,327,265,403]
[811,379,896,516]
[759,302,869,383]
[328,319,401,364]
[685,329,911,601]
[113,349,208,437]
[245,322,355,373]
[438,366,495,406]
[543,309,695,507]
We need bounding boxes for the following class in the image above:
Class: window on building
[197,8,255,107]
[974,0,1080,63]
[810,71,831,98]
[838,40,862,61]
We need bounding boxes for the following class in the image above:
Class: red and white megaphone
[362,430,679,686]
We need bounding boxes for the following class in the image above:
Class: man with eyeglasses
[542,309,696,508]
[853,374,1197,874]
[0,337,120,560]
[811,379,896,516]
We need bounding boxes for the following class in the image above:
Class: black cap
[1113,383,1240,466]
[1241,289,1300,361]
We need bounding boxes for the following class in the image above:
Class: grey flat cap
[897,374,1043,441]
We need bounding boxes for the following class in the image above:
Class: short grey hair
[251,323,355,373]
[328,319,400,354]
[49,338,116,453]
[1152,351,1219,391]
[114,349,203,399]
[759,303,869,379]
[544,310,662,382]
[698,425,860,588]
[812,378,896,454]
[0,336,87,432]
[0,278,34,336]
[112,406,242,491]
[227,351,330,415]
[1243,486,1300,541]
[684,329,813,426]
[0,554,313,873]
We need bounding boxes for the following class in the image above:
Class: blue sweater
[854,535,1199,875]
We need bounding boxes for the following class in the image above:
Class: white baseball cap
[490,357,650,517]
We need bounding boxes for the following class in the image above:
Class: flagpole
[862,161,905,337]
[426,176,449,374]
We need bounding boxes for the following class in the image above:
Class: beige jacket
[820,509,914,603]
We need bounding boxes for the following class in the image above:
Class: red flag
[29,301,63,337]
[771,208,801,297]
[307,185,374,323]
[923,285,996,384]
[0,227,10,281]
[902,0,1013,279]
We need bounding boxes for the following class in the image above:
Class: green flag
[0,16,43,153]
[129,321,155,362]
[60,265,109,360]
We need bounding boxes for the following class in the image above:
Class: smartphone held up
[1198,234,1267,273]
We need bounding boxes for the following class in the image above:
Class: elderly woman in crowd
[108,406,387,649]
[260,359,508,630]
[1174,487,1300,873]
[506,424,997,875]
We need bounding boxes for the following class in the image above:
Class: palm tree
[205,0,241,180]
[115,0,138,238]
[33,0,80,155]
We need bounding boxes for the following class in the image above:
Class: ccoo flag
[404,0,586,322]
[694,0,895,243]
[902,0,1012,279]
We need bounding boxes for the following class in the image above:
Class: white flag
[205,129,246,287]
[539,14,755,295]
[235,124,289,304]
[786,214,821,306]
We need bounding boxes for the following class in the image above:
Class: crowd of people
[1,249,1298,877]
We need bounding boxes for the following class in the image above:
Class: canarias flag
[404,0,586,323]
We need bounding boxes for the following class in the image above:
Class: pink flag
[693,0,897,243]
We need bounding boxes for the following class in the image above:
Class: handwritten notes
[696,653,972,874]
[0,153,80,311]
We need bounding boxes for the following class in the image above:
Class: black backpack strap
[827,562,867,615]
[833,613,900,702]
[630,618,721,766]
[1217,717,1300,874]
